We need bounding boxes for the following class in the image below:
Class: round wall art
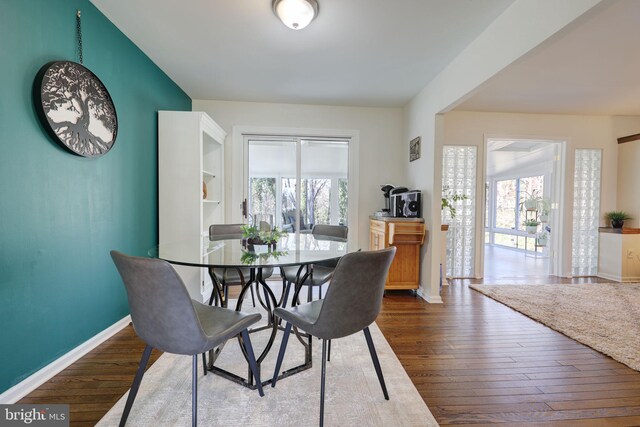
[34,61,118,157]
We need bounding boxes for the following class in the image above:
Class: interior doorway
[483,138,564,279]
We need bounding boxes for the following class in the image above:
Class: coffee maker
[379,184,395,216]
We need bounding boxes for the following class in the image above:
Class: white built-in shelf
[159,111,226,301]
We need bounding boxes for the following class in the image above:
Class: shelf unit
[159,111,226,300]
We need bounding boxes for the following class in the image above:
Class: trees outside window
[249,178,276,224]
[338,179,348,226]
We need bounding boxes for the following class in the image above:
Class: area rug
[470,282,640,371]
[97,320,437,426]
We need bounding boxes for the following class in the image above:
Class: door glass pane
[442,145,477,277]
[281,177,298,231]
[301,178,331,226]
[300,140,349,227]
[338,178,348,226]
[572,149,602,276]
[248,139,296,230]
[495,179,516,229]
[249,178,276,227]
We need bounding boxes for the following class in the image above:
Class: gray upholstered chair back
[209,223,243,240]
[111,251,209,355]
[312,247,395,339]
[312,224,348,239]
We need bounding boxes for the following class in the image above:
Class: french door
[243,136,350,233]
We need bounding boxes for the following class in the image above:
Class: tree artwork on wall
[34,61,118,157]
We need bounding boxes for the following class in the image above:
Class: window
[247,137,349,232]
[572,149,602,276]
[338,178,348,226]
[493,175,544,231]
[301,178,331,225]
[442,145,477,277]
[495,179,516,229]
[249,177,276,225]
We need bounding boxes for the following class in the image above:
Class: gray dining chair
[280,224,348,306]
[271,247,396,427]
[208,224,274,308]
[111,251,264,427]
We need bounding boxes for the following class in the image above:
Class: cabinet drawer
[370,219,386,233]
[388,223,425,245]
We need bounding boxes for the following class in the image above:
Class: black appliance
[391,190,422,218]
[380,184,395,214]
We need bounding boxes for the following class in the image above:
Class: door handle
[241,198,247,219]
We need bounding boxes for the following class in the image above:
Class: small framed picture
[409,136,421,162]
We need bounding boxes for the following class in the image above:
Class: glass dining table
[148,232,349,390]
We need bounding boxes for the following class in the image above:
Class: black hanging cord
[76,10,83,65]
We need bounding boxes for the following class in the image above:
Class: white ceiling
[90,0,514,107]
[487,140,556,178]
[456,0,640,115]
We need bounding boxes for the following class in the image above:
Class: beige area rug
[470,282,640,371]
[97,314,437,426]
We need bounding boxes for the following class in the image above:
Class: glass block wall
[442,146,477,277]
[572,149,602,276]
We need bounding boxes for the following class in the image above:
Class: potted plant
[241,224,287,251]
[523,219,540,234]
[537,198,551,222]
[605,211,632,229]
[441,185,469,221]
[519,190,542,212]
[240,224,267,252]
[536,232,549,247]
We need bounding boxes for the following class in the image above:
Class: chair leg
[192,354,198,427]
[363,327,389,400]
[250,282,256,307]
[320,339,328,427]
[281,280,291,308]
[119,345,153,427]
[201,353,207,376]
[223,283,229,308]
[327,339,331,362]
[241,329,264,397]
[271,322,292,387]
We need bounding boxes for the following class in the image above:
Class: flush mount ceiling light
[272,0,319,30]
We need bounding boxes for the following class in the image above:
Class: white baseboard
[598,272,640,283]
[0,315,132,404]
[417,287,443,304]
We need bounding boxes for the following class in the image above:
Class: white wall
[444,111,621,277]
[192,99,404,250]
[404,0,602,302]
[613,116,640,228]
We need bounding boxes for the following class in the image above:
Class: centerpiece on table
[241,224,287,252]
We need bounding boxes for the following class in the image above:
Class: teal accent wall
[0,0,191,394]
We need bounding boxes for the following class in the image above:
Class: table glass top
[148,233,348,268]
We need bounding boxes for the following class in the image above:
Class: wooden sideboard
[369,218,426,290]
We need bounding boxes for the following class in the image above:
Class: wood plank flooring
[376,277,640,426]
[18,276,640,426]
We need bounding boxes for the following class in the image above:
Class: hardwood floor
[18,277,640,426]
[377,278,640,426]
[18,328,162,427]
